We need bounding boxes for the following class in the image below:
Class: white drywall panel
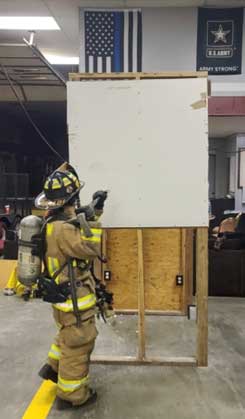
[67,78,208,227]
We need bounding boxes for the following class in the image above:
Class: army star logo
[211,24,231,43]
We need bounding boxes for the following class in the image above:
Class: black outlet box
[104,270,111,281]
[176,275,184,286]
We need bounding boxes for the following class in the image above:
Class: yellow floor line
[22,381,56,419]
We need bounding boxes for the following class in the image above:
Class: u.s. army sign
[197,8,243,75]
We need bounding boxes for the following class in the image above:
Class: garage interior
[0,2,245,419]
[0,43,68,204]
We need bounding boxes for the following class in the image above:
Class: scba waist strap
[37,276,71,304]
[37,277,96,310]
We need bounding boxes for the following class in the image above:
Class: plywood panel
[143,229,182,311]
[68,78,208,228]
[105,228,185,311]
[106,229,138,310]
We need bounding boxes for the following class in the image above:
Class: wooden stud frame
[69,72,208,367]
[93,227,207,367]
[69,71,208,81]
[101,228,193,317]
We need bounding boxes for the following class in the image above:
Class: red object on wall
[209,97,245,116]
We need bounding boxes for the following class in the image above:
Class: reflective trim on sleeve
[47,257,60,284]
[46,223,54,237]
[91,228,102,235]
[53,293,96,312]
[81,235,101,243]
[58,375,89,393]
[81,228,102,243]
[48,343,61,361]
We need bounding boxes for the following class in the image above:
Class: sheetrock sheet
[67,78,208,228]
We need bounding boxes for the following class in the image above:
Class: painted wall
[235,134,245,211]
[142,8,197,72]
[208,135,245,211]
[209,138,227,199]
[141,7,245,95]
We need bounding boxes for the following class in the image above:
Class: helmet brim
[35,181,85,210]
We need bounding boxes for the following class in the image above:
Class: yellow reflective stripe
[47,258,52,276]
[48,344,60,361]
[80,228,102,236]
[47,257,59,276]
[46,224,54,237]
[63,178,72,187]
[66,172,80,188]
[53,293,96,312]
[51,178,62,189]
[58,375,89,393]
[47,257,60,284]
[91,228,102,235]
[81,235,101,243]
[80,228,102,243]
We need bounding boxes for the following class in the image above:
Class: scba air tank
[17,215,43,286]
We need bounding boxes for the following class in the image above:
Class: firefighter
[35,165,107,410]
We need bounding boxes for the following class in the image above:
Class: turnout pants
[47,311,98,405]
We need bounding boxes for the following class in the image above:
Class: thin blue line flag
[84,10,142,73]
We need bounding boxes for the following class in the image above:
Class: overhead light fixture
[0,16,60,30]
[44,54,79,65]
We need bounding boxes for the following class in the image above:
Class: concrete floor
[0,296,245,419]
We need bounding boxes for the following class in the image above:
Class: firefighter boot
[38,363,58,383]
[56,389,97,410]
[22,289,31,301]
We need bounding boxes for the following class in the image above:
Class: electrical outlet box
[104,270,111,281]
[188,305,197,321]
[176,275,184,286]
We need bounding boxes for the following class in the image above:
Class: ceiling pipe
[28,31,36,46]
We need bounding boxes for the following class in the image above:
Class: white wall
[142,8,197,72]
[208,135,245,210]
[236,134,245,211]
[209,138,227,198]
[141,7,245,95]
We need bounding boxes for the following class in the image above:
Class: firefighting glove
[93,190,108,210]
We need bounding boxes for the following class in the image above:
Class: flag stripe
[113,12,123,72]
[124,11,129,72]
[128,11,133,72]
[106,56,111,72]
[89,56,93,73]
[132,11,138,72]
[120,13,124,72]
[137,11,142,71]
[102,56,107,73]
[98,56,102,73]
[93,56,98,73]
[85,54,89,72]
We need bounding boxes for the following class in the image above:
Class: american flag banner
[81,9,142,73]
